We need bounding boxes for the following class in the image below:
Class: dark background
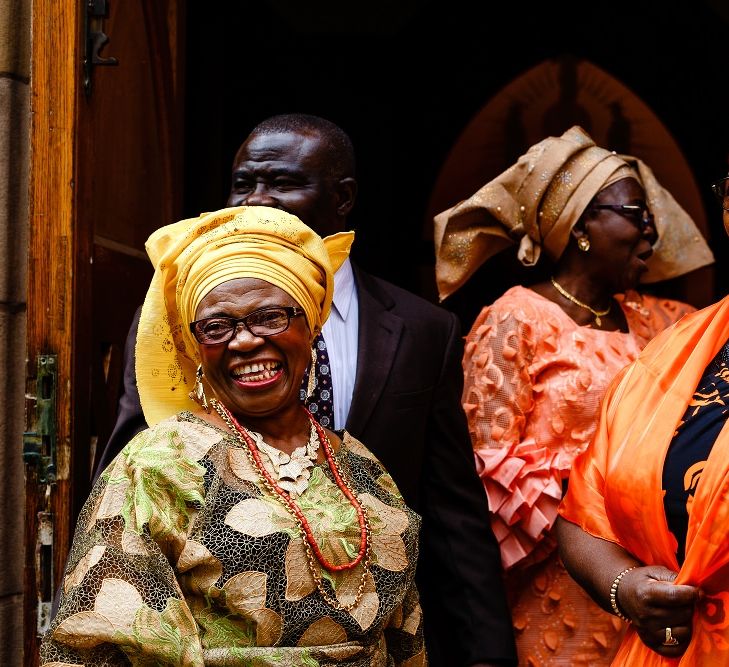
[183,0,729,329]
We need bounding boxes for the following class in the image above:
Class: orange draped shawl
[560,295,729,665]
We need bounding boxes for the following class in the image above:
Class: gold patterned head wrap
[434,126,714,300]
[136,205,354,425]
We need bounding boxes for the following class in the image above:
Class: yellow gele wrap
[136,205,354,425]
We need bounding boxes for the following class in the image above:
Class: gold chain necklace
[211,398,372,612]
[550,277,611,326]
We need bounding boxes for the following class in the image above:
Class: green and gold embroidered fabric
[41,413,425,666]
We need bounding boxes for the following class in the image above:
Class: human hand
[617,565,702,657]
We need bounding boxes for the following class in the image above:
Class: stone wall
[0,0,31,663]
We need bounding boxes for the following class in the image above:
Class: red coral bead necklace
[211,398,370,574]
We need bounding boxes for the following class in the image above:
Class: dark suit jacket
[94,265,517,666]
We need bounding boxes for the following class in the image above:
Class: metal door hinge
[23,355,57,484]
[83,0,119,96]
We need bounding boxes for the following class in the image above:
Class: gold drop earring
[189,364,210,412]
[577,235,591,252]
[306,346,317,399]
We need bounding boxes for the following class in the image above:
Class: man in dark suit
[95,114,516,667]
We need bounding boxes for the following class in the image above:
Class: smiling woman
[40,206,427,666]
[193,280,312,422]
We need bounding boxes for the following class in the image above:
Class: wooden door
[24,1,185,662]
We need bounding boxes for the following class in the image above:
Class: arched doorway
[426,56,714,326]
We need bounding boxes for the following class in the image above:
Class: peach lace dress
[462,286,693,666]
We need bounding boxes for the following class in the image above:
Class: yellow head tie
[136,205,354,425]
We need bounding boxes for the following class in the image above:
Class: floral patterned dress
[462,286,693,666]
[41,413,425,666]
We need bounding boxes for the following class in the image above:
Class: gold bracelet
[609,566,636,622]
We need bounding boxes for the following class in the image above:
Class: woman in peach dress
[433,126,714,666]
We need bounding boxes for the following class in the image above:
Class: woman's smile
[230,359,284,388]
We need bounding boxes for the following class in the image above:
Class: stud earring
[306,346,317,399]
[189,364,210,412]
[577,236,591,252]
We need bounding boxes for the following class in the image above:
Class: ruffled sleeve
[462,291,563,570]
[40,418,211,666]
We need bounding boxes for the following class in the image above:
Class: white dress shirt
[321,258,359,430]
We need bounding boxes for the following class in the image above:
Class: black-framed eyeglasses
[711,176,729,212]
[588,203,654,231]
[190,306,305,345]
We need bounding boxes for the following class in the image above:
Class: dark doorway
[183,1,729,328]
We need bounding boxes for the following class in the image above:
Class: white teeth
[237,369,276,382]
[232,363,280,380]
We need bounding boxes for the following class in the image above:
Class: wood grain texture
[24,0,80,662]
[25,2,185,661]
[24,0,184,665]
[77,0,184,475]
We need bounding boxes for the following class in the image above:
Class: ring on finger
[663,627,679,646]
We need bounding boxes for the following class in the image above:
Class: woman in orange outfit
[433,126,714,665]
[556,176,729,665]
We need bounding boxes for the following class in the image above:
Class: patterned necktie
[300,332,334,428]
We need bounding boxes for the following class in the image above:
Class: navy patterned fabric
[662,346,729,564]
[300,333,334,428]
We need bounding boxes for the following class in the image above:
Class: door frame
[24,0,82,661]
[24,1,186,660]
